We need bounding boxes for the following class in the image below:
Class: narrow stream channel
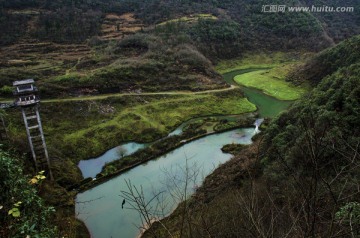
[75,69,293,238]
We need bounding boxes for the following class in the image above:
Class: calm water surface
[76,128,255,238]
[76,68,292,238]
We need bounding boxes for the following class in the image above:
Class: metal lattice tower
[13,79,53,180]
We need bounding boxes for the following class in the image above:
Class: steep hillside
[1,0,359,98]
[300,0,360,43]
[144,36,360,238]
[2,0,359,48]
[0,31,227,97]
[288,35,360,84]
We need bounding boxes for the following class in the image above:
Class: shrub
[0,148,58,237]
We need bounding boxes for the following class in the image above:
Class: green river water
[75,69,292,238]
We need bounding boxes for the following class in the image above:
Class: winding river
[222,69,292,118]
[75,69,292,238]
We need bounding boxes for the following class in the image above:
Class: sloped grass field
[234,66,308,100]
[215,52,313,74]
[6,89,256,164]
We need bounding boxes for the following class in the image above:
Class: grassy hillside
[5,89,255,168]
[1,0,359,97]
[144,38,360,238]
[300,0,360,43]
[288,35,360,84]
[2,0,358,48]
[0,32,227,97]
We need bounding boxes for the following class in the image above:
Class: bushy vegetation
[186,18,243,59]
[1,0,359,50]
[0,0,358,98]
[144,38,360,238]
[32,8,102,43]
[213,117,254,132]
[300,0,360,43]
[0,10,30,45]
[0,32,226,98]
[221,143,246,155]
[259,62,360,237]
[288,35,360,85]
[5,89,256,164]
[0,148,58,237]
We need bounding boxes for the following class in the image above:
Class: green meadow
[234,67,308,100]
[6,89,256,163]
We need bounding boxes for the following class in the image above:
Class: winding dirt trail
[0,85,238,104]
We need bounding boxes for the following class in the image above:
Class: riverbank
[1,61,303,238]
[233,67,308,100]
[2,88,257,192]
[74,65,300,237]
[75,113,257,192]
[76,126,258,238]
[142,136,264,238]
[76,64,298,237]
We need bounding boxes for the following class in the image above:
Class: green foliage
[5,89,256,163]
[32,8,102,43]
[8,202,22,218]
[0,108,5,117]
[33,32,225,97]
[288,35,360,84]
[221,143,245,155]
[214,117,253,131]
[0,149,57,237]
[0,85,13,95]
[234,67,308,100]
[0,10,30,45]
[301,0,360,43]
[261,61,360,236]
[336,202,360,224]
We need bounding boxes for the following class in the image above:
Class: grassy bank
[215,52,310,101]
[234,67,308,100]
[6,89,256,167]
[76,114,256,192]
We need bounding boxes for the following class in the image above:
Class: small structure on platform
[13,79,53,180]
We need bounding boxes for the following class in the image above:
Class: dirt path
[39,85,238,103]
[1,84,238,105]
